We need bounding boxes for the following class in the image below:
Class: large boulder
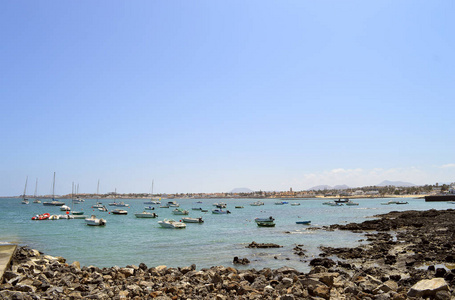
[407,278,450,298]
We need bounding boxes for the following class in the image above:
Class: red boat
[32,213,50,220]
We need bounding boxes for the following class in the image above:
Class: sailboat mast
[23,176,28,200]
[97,179,100,195]
[52,172,56,200]
[34,178,38,197]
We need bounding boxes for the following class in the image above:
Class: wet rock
[233,256,250,265]
[247,241,282,248]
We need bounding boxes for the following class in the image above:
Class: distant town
[9,182,454,199]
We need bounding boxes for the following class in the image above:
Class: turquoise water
[0,197,452,272]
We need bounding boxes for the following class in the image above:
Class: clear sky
[1,1,454,196]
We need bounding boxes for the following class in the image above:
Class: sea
[1,197,452,272]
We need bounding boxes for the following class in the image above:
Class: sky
[1,1,454,196]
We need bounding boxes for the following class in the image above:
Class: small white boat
[21,199,29,204]
[115,202,129,207]
[192,207,203,210]
[60,205,71,211]
[49,215,60,220]
[250,201,264,206]
[144,206,156,210]
[58,214,74,219]
[97,206,108,212]
[345,201,359,206]
[32,199,41,204]
[212,209,231,214]
[182,217,204,223]
[291,202,300,206]
[172,208,189,215]
[158,219,186,228]
[92,202,103,208]
[85,215,106,226]
[42,200,65,206]
[135,211,158,218]
[254,216,275,223]
[112,209,128,215]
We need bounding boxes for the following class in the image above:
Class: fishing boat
[85,215,106,226]
[135,211,158,218]
[42,172,65,206]
[32,178,41,203]
[112,209,128,215]
[296,220,311,225]
[181,217,204,223]
[21,176,29,204]
[158,219,186,228]
[257,221,275,227]
[31,213,50,220]
[212,209,231,214]
[254,216,275,223]
[172,208,189,215]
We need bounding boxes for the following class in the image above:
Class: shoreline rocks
[2,209,455,299]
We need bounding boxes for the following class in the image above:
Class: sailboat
[71,182,84,217]
[21,176,29,204]
[42,172,65,206]
[32,178,41,203]
[144,180,161,204]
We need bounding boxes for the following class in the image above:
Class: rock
[309,272,339,287]
[407,278,449,298]
[233,257,250,265]
[71,261,81,269]
[247,241,282,248]
[309,258,336,268]
[373,280,398,294]
[280,294,295,300]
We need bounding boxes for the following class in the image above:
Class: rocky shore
[1,209,455,299]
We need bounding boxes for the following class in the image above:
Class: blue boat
[296,220,311,225]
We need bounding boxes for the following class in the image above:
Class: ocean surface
[1,197,452,272]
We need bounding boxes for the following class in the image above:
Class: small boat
[172,208,189,215]
[274,201,285,205]
[21,177,29,204]
[58,214,74,219]
[257,221,275,227]
[396,201,408,205]
[291,203,300,206]
[144,200,161,204]
[296,220,311,225]
[192,207,203,210]
[33,199,41,204]
[335,198,350,204]
[235,206,244,209]
[42,200,65,206]
[250,201,264,206]
[60,205,71,211]
[72,210,85,215]
[92,202,103,208]
[168,201,180,207]
[255,216,275,223]
[144,206,155,210]
[115,202,129,207]
[158,219,186,228]
[345,201,359,206]
[97,206,108,212]
[181,217,204,223]
[201,209,208,212]
[31,213,50,220]
[196,201,203,203]
[108,202,119,206]
[135,211,158,218]
[212,209,231,214]
[49,215,60,220]
[215,203,227,208]
[85,215,106,226]
[111,209,128,215]
[160,205,170,208]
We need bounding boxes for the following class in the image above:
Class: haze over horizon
[1,1,454,197]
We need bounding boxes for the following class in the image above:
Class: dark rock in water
[233,257,250,265]
[309,258,336,268]
[247,241,282,248]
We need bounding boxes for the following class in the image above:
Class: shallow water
[0,197,452,272]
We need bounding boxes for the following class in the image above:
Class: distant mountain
[230,187,253,193]
[333,184,350,190]
[377,180,417,187]
[308,185,332,191]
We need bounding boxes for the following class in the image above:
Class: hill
[230,187,253,193]
[377,180,417,187]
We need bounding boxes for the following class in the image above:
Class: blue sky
[1,1,454,196]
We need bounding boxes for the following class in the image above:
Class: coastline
[2,209,454,299]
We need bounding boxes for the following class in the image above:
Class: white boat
[32,178,41,203]
[85,215,106,226]
[60,205,71,211]
[92,202,103,208]
[158,219,186,228]
[255,216,275,223]
[172,208,189,215]
[49,215,60,220]
[168,201,180,207]
[144,206,156,210]
[112,209,128,215]
[212,209,231,214]
[250,201,264,206]
[291,202,300,206]
[42,172,64,206]
[160,204,170,208]
[115,202,130,207]
[135,211,158,218]
[144,180,161,204]
[381,200,399,205]
[213,202,227,208]
[21,177,29,204]
[345,201,359,206]
[98,206,108,212]
[182,217,204,223]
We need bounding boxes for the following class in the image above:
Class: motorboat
[214,202,227,208]
[235,206,244,209]
[108,202,119,206]
[250,201,264,206]
[135,211,158,218]
[181,217,204,223]
[112,209,128,215]
[115,202,129,207]
[85,215,106,226]
[49,215,60,220]
[192,207,203,210]
[60,205,71,211]
[345,201,359,206]
[92,202,103,208]
[144,206,155,210]
[31,213,50,220]
[144,199,161,204]
[396,201,409,205]
[212,209,231,214]
[291,202,300,206]
[160,204,170,208]
[42,200,65,206]
[33,199,41,204]
[158,219,186,228]
[296,220,311,225]
[58,214,74,219]
[172,208,189,215]
[257,221,275,227]
[21,199,29,204]
[97,206,108,212]
[255,216,275,223]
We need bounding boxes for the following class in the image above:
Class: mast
[152,180,154,198]
[34,178,38,198]
[23,176,28,200]
[97,179,100,195]
[52,172,56,201]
